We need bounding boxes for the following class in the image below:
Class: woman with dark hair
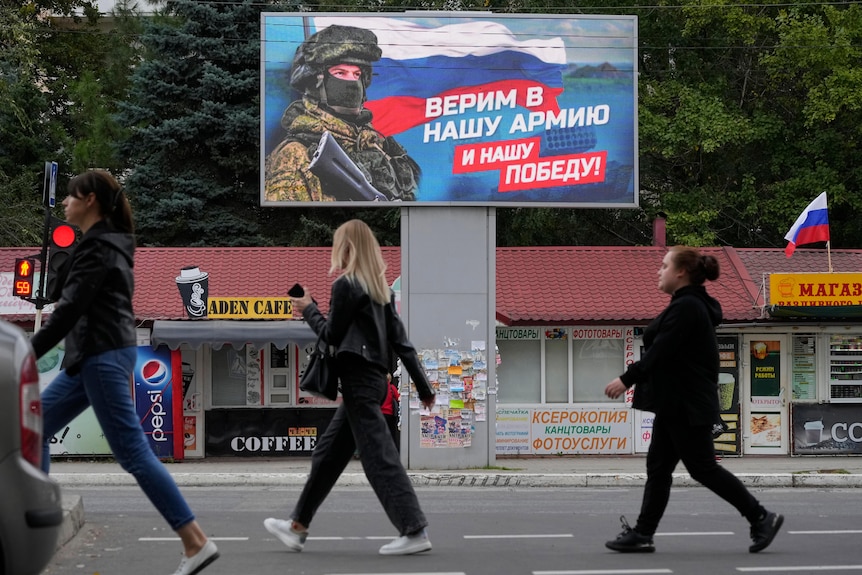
[604,246,783,554]
[265,219,436,556]
[32,170,219,575]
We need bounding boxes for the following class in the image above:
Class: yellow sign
[769,273,862,307]
[208,297,294,319]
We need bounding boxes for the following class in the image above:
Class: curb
[57,493,84,549]
[51,472,862,488]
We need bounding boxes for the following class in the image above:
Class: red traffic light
[52,224,76,248]
[13,257,36,298]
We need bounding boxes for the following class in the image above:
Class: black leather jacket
[302,275,435,401]
[31,220,136,375]
[620,284,722,424]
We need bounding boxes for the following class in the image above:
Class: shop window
[268,344,291,405]
[573,339,623,402]
[211,346,249,406]
[545,339,569,403]
[497,339,540,403]
[828,334,862,402]
[792,335,817,401]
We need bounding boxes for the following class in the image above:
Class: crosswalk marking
[534,569,673,575]
[465,533,574,539]
[654,531,734,536]
[139,537,248,541]
[737,567,862,572]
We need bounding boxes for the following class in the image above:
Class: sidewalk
[52,454,862,550]
[52,453,862,489]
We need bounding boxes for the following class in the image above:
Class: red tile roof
[3,245,858,326]
[495,246,761,325]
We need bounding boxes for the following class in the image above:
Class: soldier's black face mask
[321,71,364,116]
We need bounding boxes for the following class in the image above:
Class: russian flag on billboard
[313,17,567,137]
[784,192,830,257]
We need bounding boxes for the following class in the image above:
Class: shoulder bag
[299,335,339,401]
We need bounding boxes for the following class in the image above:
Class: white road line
[654,532,734,536]
[737,566,862,572]
[139,537,249,541]
[464,533,575,539]
[324,573,465,575]
[789,530,862,535]
[534,569,673,575]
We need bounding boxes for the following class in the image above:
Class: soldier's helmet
[290,25,382,92]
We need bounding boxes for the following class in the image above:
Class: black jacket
[619,284,722,424]
[31,220,136,375]
[302,275,435,401]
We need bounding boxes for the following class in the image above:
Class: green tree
[117,0,266,246]
[0,3,65,246]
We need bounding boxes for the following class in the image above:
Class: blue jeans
[41,347,195,530]
[291,354,428,536]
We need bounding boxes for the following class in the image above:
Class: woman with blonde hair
[265,219,436,555]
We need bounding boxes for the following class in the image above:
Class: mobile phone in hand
[288,283,304,298]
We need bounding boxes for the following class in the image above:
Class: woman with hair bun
[32,170,219,575]
[603,246,783,554]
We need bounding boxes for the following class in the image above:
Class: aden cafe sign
[174,266,294,319]
[768,273,862,318]
[208,297,293,319]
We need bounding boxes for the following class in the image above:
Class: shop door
[741,335,789,454]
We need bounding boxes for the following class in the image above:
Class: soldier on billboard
[264,24,420,203]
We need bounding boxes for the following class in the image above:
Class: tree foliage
[3,0,862,251]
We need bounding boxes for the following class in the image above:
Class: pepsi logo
[141,360,168,386]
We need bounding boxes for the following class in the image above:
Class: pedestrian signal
[13,258,36,298]
[45,217,79,299]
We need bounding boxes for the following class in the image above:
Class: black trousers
[291,354,427,536]
[635,413,762,536]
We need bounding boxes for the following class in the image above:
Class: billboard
[261,13,638,207]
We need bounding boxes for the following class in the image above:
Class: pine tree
[117,0,265,246]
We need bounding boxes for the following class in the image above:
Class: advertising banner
[750,339,781,407]
[495,405,631,455]
[38,343,111,456]
[715,336,741,455]
[261,13,638,207]
[769,272,862,307]
[206,408,337,456]
[134,346,182,459]
[793,403,862,455]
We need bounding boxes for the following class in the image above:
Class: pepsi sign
[134,346,178,458]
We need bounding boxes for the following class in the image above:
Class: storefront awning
[767,305,862,319]
[151,320,317,350]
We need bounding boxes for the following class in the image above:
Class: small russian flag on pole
[784,192,830,258]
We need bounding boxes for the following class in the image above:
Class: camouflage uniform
[264,25,420,202]
[265,97,419,202]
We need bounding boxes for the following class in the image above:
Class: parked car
[0,319,62,575]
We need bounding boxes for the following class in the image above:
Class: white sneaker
[379,528,432,555]
[172,540,219,575]
[264,517,308,552]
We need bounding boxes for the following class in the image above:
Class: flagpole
[827,240,833,272]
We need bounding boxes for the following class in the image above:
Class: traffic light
[45,216,79,300]
[13,258,36,299]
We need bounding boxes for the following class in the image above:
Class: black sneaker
[749,511,783,553]
[605,516,655,553]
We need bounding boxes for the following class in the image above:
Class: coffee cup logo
[175,266,209,318]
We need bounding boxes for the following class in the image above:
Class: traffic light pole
[34,204,52,331]
[34,161,58,331]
